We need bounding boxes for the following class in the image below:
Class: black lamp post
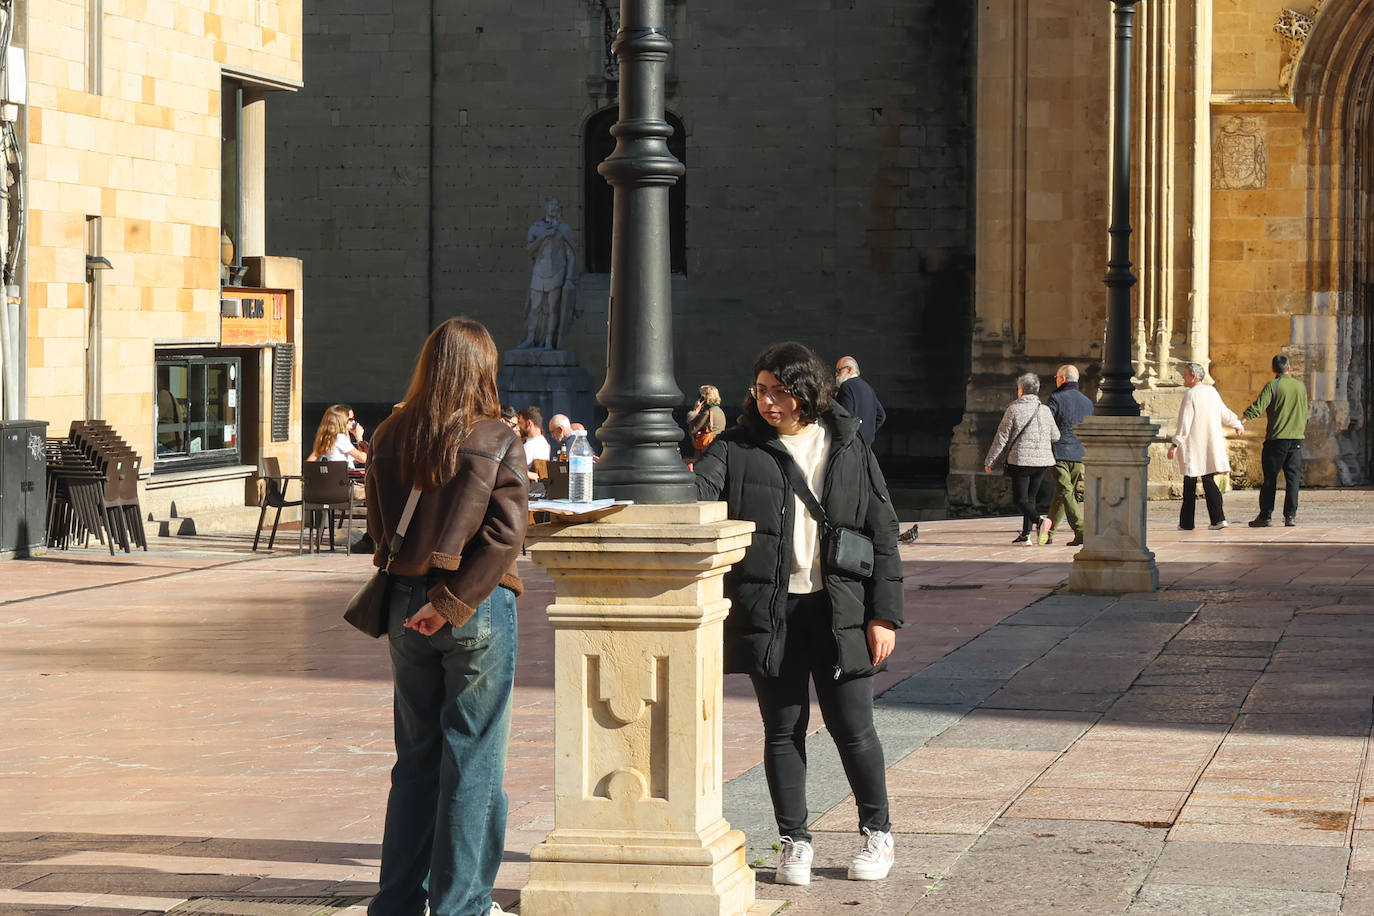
[1097,0,1143,417]
[592,0,696,503]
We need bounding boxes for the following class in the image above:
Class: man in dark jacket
[1044,364,1094,546]
[834,356,886,445]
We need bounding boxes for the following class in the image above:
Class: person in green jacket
[1243,354,1309,527]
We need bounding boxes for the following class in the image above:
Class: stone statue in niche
[517,197,581,350]
[1212,116,1267,190]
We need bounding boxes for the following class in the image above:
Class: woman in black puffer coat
[694,341,903,889]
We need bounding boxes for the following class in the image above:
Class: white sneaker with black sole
[776,836,814,886]
[848,827,895,880]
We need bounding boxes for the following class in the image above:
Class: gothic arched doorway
[1294,2,1374,482]
[584,107,687,276]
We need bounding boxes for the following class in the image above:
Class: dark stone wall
[270,1,975,501]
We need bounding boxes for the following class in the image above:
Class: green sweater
[1242,373,1308,440]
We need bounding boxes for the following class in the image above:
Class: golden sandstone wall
[24,0,300,460]
[1208,0,1371,487]
[952,0,1371,510]
[1207,0,1312,483]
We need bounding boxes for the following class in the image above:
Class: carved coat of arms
[1212,116,1267,190]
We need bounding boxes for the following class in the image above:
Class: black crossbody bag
[778,455,875,579]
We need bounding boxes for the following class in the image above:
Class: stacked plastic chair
[45,421,147,554]
[44,438,109,551]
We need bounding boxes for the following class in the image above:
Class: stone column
[520,503,780,916]
[240,88,267,259]
[1068,415,1160,594]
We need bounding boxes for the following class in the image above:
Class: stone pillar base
[1067,556,1159,593]
[519,503,780,916]
[1068,414,1160,594]
[521,822,764,915]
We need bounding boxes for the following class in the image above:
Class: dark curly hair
[746,341,834,426]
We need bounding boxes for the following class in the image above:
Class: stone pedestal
[498,348,597,433]
[520,503,779,916]
[1068,414,1160,594]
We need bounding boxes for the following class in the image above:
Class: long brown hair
[311,404,350,458]
[395,317,501,488]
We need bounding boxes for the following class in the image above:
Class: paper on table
[528,498,632,517]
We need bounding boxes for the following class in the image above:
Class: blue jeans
[369,576,518,916]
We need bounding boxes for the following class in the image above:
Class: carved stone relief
[1274,0,1328,89]
[1212,116,1268,190]
[586,653,668,801]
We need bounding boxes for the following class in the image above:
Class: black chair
[253,456,302,551]
[299,460,354,553]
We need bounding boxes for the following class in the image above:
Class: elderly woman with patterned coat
[984,372,1060,545]
[1167,361,1245,531]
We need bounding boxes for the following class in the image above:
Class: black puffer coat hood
[694,404,904,679]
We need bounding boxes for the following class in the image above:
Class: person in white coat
[1166,362,1245,530]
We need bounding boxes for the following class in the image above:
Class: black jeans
[1180,474,1225,529]
[1258,439,1303,521]
[749,591,890,842]
[1008,465,1052,536]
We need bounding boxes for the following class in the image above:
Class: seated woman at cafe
[308,404,369,468]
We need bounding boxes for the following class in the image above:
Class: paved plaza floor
[4,489,1374,914]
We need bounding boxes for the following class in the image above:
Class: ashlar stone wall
[25,0,301,457]
[269,0,976,497]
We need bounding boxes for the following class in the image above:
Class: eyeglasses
[747,384,796,402]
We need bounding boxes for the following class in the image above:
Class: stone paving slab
[913,818,1166,914]
[924,708,1098,752]
[1146,840,1350,891]
[9,491,1374,913]
[1126,883,1343,914]
[751,832,971,916]
[1005,787,1190,827]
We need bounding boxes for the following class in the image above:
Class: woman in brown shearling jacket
[363,317,527,916]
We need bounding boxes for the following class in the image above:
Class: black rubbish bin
[0,420,49,559]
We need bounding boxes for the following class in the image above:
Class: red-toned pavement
[2,489,1373,914]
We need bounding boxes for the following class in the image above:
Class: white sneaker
[1208,520,1229,530]
[489,903,507,915]
[776,836,813,886]
[848,827,894,880]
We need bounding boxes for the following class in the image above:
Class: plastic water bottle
[568,430,595,502]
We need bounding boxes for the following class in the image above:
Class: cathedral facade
[951,0,1374,509]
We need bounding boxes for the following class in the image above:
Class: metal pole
[592,0,695,503]
[1098,0,1142,417]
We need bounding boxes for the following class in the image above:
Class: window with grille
[271,344,293,443]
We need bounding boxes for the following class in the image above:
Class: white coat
[1171,383,1243,478]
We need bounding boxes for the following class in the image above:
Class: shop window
[585,107,686,275]
[154,356,242,469]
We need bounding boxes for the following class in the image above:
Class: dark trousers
[749,591,890,843]
[1008,465,1052,536]
[371,577,518,916]
[1180,474,1225,529]
[1258,439,1303,522]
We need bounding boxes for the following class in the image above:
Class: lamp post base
[1068,414,1160,594]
